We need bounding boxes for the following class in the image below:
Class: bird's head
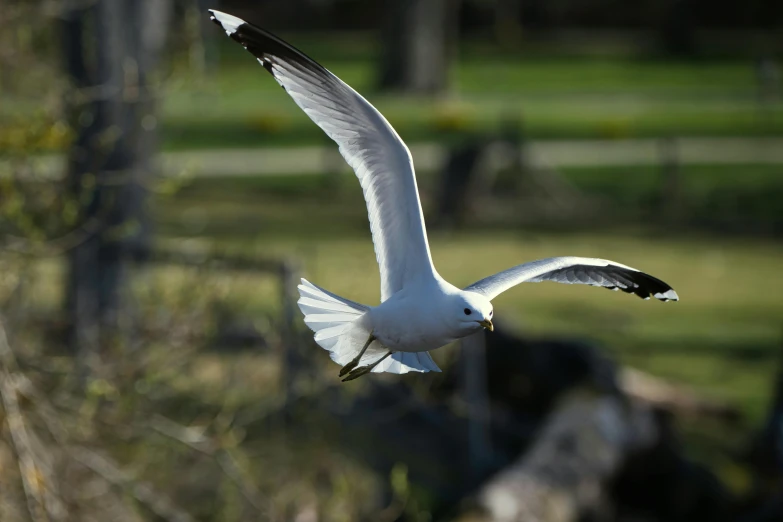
[450,291,494,333]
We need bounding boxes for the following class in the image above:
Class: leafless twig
[150,414,268,514]
[69,446,194,522]
[0,320,67,522]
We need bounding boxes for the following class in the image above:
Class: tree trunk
[377,0,458,95]
[62,0,170,380]
[494,0,523,48]
[659,0,696,57]
[464,396,657,522]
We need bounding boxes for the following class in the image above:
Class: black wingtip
[600,272,679,302]
[207,8,332,83]
[208,10,248,37]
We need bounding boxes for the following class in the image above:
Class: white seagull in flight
[210,10,679,381]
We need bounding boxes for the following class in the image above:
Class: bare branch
[150,414,268,514]
[69,446,194,522]
[0,320,67,522]
[0,373,49,522]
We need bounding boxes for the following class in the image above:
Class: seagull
[209,10,679,382]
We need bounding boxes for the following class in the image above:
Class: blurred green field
[2,49,780,154]
[3,15,783,518]
[155,163,783,235]
[155,170,783,424]
[563,163,783,228]
[160,55,782,150]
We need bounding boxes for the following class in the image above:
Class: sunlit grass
[7,168,780,449]
[2,37,781,153]
[155,57,782,150]
[20,227,780,422]
[3,55,780,153]
[146,170,783,424]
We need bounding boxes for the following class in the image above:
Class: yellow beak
[479,319,494,331]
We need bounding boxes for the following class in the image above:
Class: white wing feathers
[465,256,679,302]
[210,10,436,302]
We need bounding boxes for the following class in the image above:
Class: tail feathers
[297,278,441,375]
[374,351,441,374]
[298,279,367,317]
[297,278,382,364]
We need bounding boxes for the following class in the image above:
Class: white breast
[368,282,460,353]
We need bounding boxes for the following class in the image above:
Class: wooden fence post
[658,136,682,222]
[279,260,300,410]
[461,331,494,477]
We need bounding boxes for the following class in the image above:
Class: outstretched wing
[465,257,679,302]
[210,11,436,302]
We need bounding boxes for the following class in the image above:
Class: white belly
[367,290,461,353]
[375,326,456,353]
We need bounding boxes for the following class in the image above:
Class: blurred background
[1,0,782,520]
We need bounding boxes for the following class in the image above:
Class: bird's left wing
[209,10,436,302]
[464,257,679,302]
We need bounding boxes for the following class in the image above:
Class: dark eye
[489,311,493,317]
[464,308,472,315]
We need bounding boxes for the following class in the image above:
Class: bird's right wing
[464,256,679,302]
[210,10,436,302]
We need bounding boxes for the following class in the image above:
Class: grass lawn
[3,52,780,153]
[154,171,783,425]
[2,36,781,154]
[6,165,779,489]
[155,53,783,150]
[560,163,783,228]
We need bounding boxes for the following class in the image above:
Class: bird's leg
[341,351,392,382]
[338,333,376,377]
